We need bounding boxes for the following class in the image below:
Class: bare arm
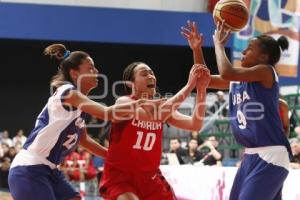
[207,143,222,160]
[112,65,202,122]
[214,44,273,83]
[209,75,230,89]
[64,90,152,121]
[159,65,204,122]
[198,141,222,160]
[181,21,229,90]
[166,89,206,131]
[181,20,206,65]
[213,21,274,87]
[113,96,158,122]
[79,129,107,158]
[167,67,210,131]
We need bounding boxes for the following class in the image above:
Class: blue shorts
[230,153,289,200]
[8,165,79,200]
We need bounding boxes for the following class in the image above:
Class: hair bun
[44,44,68,60]
[277,36,289,51]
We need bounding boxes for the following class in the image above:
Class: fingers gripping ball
[213,0,249,32]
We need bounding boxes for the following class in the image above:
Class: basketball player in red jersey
[99,63,210,200]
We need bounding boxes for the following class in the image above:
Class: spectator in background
[13,129,27,146]
[14,142,23,153]
[182,138,202,165]
[198,136,222,166]
[63,147,98,182]
[0,157,11,189]
[6,146,17,162]
[290,138,300,169]
[0,143,9,158]
[93,137,109,181]
[190,131,203,146]
[1,130,13,147]
[168,137,186,164]
[64,150,83,181]
[77,147,97,181]
[209,91,228,118]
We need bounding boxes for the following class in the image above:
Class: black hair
[122,61,145,94]
[170,137,182,143]
[256,35,289,66]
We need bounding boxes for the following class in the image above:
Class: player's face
[132,63,157,98]
[77,57,99,91]
[188,139,198,150]
[170,140,180,151]
[241,39,265,68]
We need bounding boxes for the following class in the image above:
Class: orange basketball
[213,0,249,32]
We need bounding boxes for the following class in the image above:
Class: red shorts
[99,164,176,200]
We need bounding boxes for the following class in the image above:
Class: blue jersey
[229,69,291,156]
[12,83,86,168]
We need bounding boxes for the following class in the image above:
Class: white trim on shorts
[245,146,289,170]
[10,149,57,169]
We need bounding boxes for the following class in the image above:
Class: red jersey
[106,117,163,172]
[279,106,284,123]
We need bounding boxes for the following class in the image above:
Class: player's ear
[70,69,79,81]
[124,81,134,89]
[259,54,269,63]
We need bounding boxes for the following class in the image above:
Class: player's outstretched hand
[181,20,203,51]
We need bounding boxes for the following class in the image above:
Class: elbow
[219,68,234,80]
[215,154,222,160]
[105,106,113,121]
[220,72,232,80]
[190,122,203,132]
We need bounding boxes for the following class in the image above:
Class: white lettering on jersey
[237,110,247,129]
[75,117,86,129]
[131,119,162,130]
[133,131,156,151]
[232,91,250,106]
[63,133,78,149]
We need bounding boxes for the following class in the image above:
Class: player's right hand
[196,66,211,90]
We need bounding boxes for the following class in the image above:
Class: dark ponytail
[277,36,289,51]
[44,44,89,88]
[44,44,68,60]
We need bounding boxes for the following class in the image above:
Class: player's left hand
[181,20,203,50]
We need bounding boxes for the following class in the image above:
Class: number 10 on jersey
[133,131,156,151]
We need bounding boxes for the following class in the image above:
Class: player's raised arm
[158,64,203,122]
[166,66,210,131]
[182,20,229,90]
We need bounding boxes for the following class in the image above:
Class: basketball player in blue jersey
[8,44,160,200]
[182,21,292,200]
